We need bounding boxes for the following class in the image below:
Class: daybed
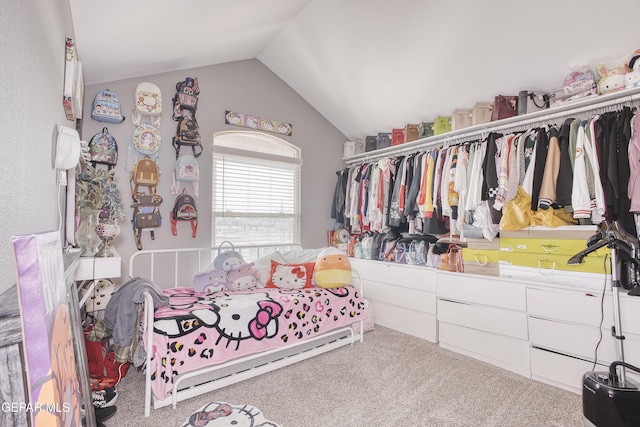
[127,247,368,417]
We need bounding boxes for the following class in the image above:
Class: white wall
[0,0,76,295]
[82,59,348,280]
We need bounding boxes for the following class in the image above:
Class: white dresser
[349,259,438,342]
[437,271,530,377]
[349,257,640,395]
[527,283,640,393]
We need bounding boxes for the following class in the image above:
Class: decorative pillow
[266,260,315,289]
[313,247,352,289]
[225,262,260,291]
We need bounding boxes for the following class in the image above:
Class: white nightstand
[74,250,122,308]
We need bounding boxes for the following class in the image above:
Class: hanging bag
[169,189,198,238]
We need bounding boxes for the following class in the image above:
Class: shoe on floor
[95,406,117,424]
[92,386,118,408]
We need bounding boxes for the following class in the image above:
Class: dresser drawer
[529,316,604,361]
[438,299,528,339]
[439,322,529,376]
[372,300,438,342]
[374,262,437,293]
[437,271,526,311]
[527,287,613,327]
[530,347,598,394]
[368,281,436,315]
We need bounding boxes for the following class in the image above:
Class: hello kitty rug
[181,402,281,427]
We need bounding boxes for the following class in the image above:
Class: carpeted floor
[106,326,584,427]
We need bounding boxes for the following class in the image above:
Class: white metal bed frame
[128,247,365,417]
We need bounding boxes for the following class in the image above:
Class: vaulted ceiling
[70,0,640,142]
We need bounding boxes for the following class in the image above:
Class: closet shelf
[344,86,640,166]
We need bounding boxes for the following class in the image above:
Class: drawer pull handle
[537,259,556,275]
[540,244,560,253]
[473,254,489,266]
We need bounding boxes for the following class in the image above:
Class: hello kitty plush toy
[225,263,260,291]
[626,51,640,89]
[597,61,627,94]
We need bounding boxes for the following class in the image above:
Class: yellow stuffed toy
[314,247,352,289]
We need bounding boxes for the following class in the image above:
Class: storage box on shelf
[343,141,365,158]
[498,226,610,287]
[349,258,438,342]
[437,272,529,377]
[527,284,640,393]
[462,237,501,276]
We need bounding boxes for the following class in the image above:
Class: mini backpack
[127,122,162,175]
[172,116,203,159]
[88,127,118,170]
[131,157,160,195]
[171,154,200,197]
[172,77,199,120]
[91,89,125,124]
[131,193,163,250]
[170,189,198,238]
[132,82,162,127]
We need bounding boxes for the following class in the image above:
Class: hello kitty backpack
[171,154,200,197]
[132,81,162,127]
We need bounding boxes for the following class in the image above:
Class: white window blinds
[212,133,301,252]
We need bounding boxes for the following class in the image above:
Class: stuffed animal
[626,51,640,89]
[313,247,352,289]
[225,262,260,291]
[194,269,227,294]
[596,62,627,94]
[213,241,246,272]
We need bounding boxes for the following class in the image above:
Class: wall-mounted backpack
[172,77,199,120]
[133,82,162,127]
[91,89,125,124]
[131,193,163,250]
[172,116,203,158]
[131,157,160,195]
[88,127,118,169]
[170,189,198,238]
[171,153,199,197]
[127,122,162,175]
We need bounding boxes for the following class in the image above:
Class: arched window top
[213,131,300,159]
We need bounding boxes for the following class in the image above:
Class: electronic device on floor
[569,221,640,427]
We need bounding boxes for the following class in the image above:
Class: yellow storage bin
[499,237,610,258]
[499,251,610,275]
[462,248,502,266]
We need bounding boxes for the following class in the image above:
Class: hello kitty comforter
[146,285,365,399]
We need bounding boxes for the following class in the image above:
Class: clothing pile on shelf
[332,106,640,241]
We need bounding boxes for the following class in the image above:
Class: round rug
[181,401,281,427]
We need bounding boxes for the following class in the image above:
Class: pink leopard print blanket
[146,285,365,399]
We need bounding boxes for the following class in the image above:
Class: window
[212,131,302,259]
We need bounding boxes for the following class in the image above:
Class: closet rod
[344,86,640,166]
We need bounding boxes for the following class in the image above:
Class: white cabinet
[527,285,640,393]
[349,257,640,396]
[349,259,438,342]
[437,272,530,377]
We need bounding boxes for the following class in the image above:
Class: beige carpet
[107,326,584,427]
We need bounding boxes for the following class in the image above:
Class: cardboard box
[464,262,500,277]
[462,248,502,264]
[465,237,500,250]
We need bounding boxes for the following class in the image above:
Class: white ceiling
[70,0,640,142]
